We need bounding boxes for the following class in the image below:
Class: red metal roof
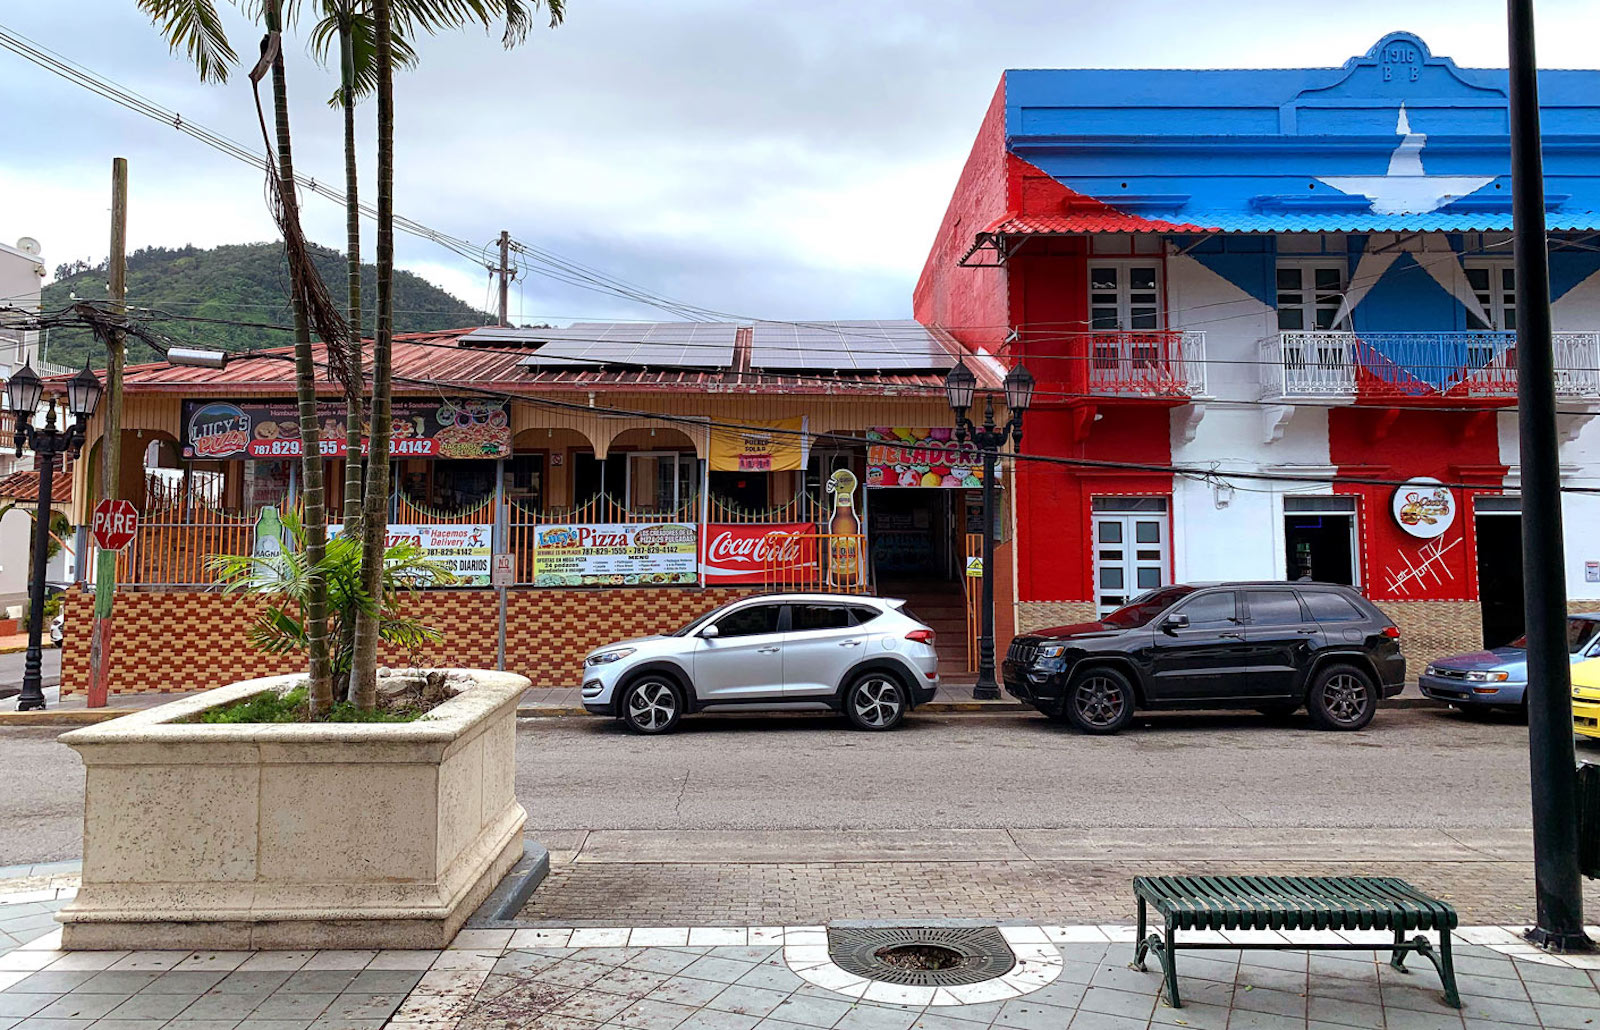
[101,326,1002,397]
[984,212,1222,235]
[0,466,73,504]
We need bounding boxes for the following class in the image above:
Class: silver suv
[581,593,941,734]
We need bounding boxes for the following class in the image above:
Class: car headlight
[585,648,636,667]
[1034,644,1067,662]
[1464,670,1510,683]
[1424,665,1439,677]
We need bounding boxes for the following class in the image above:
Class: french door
[1091,497,1169,615]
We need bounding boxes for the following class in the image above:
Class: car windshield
[1100,586,1194,629]
[1508,618,1600,653]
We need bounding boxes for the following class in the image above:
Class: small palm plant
[210,510,454,691]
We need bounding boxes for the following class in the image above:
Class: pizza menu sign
[181,398,511,460]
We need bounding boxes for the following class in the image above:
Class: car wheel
[1065,666,1135,735]
[844,672,908,731]
[1306,665,1378,731]
[621,677,683,735]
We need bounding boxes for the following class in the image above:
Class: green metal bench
[1131,875,1461,1009]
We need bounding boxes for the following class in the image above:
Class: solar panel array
[461,322,739,369]
[748,320,956,372]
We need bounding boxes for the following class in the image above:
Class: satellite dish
[15,237,41,256]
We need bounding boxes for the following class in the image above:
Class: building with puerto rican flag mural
[916,30,1600,658]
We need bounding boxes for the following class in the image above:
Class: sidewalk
[2,868,1598,1030]
[7,681,1445,724]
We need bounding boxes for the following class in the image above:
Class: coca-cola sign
[700,522,817,584]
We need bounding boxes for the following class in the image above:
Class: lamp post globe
[5,363,42,422]
[945,361,976,425]
[67,362,104,419]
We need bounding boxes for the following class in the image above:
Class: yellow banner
[709,417,805,472]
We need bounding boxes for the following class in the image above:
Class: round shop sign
[1391,477,1456,539]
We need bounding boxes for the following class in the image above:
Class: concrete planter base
[57,669,530,950]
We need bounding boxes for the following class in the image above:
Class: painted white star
[1318,105,1496,215]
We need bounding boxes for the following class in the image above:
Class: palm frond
[136,0,239,83]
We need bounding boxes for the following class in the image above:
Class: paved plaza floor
[4,872,1600,1030]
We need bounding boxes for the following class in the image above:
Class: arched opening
[509,426,596,514]
[606,427,700,516]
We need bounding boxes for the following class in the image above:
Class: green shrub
[195,686,424,724]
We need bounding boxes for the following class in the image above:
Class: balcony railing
[1085,330,1207,398]
[1262,331,1600,400]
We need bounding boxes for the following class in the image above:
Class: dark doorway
[573,453,604,505]
[1283,515,1355,585]
[1476,512,1524,648]
[868,490,954,582]
[710,471,768,511]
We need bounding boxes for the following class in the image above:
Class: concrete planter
[57,669,528,950]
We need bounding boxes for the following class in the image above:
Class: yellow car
[1575,656,1600,740]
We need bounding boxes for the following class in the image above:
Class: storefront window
[626,452,694,512]
[507,454,544,509]
[243,460,291,511]
[400,459,496,513]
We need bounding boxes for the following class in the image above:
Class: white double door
[1092,506,1169,616]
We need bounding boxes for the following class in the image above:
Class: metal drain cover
[826,926,1016,986]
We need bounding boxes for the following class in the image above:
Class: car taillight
[1382,625,1401,639]
[906,629,936,645]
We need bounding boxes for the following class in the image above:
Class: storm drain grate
[826,926,1016,986]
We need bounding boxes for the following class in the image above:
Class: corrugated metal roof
[100,327,1001,397]
[984,210,1600,236]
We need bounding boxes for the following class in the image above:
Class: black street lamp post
[6,363,103,711]
[946,361,1034,700]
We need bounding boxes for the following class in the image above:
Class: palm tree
[306,0,562,704]
[137,0,336,713]
[342,0,563,710]
[139,0,566,711]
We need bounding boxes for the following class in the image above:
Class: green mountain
[39,241,493,367]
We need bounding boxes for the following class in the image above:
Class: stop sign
[92,499,139,551]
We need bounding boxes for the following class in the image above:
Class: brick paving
[516,859,1581,928]
[5,878,1600,1030]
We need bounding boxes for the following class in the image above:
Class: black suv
[1002,582,1405,734]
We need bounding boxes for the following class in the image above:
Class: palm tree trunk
[337,11,366,702]
[349,0,396,710]
[266,0,333,714]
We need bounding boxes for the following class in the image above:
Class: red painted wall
[913,78,1011,357]
[1329,408,1505,602]
[1016,406,1173,603]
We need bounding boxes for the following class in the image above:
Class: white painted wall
[1167,251,1344,585]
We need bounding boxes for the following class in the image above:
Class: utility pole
[86,157,127,710]
[496,230,511,327]
[1506,0,1593,952]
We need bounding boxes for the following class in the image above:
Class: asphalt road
[0,649,61,696]
[1,706,1578,868]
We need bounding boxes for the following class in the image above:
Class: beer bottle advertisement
[826,468,863,587]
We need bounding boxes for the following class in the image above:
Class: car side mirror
[1162,614,1189,632]
[700,624,720,639]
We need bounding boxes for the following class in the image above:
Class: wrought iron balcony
[1262,331,1600,401]
[1084,330,1207,398]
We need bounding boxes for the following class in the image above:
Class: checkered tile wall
[60,587,755,696]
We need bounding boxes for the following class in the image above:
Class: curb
[512,696,1449,720]
[0,708,137,727]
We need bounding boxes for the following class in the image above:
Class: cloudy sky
[2,1,1598,327]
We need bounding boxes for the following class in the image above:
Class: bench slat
[1132,875,1455,933]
